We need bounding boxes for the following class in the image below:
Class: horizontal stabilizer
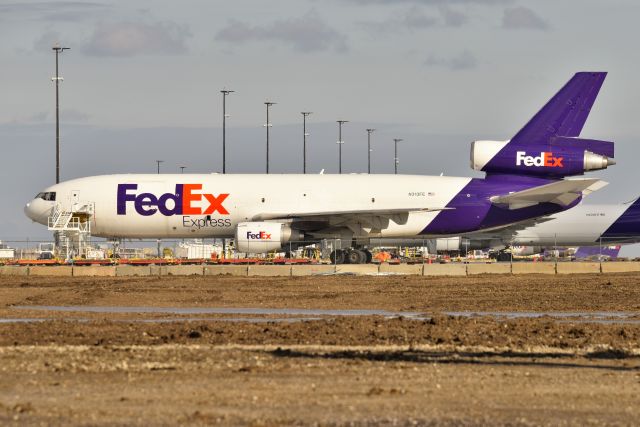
[490,179,607,210]
[549,136,614,158]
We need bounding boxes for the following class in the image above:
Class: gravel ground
[1,274,639,426]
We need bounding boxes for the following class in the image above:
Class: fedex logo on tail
[117,184,229,216]
[516,151,563,168]
[246,231,272,240]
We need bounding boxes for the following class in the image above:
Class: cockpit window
[36,192,56,201]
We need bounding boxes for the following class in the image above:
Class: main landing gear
[330,248,373,264]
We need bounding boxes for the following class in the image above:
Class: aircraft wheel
[496,251,512,262]
[346,249,366,264]
[330,249,346,264]
[363,249,373,264]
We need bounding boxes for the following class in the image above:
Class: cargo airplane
[25,72,616,263]
[409,196,640,257]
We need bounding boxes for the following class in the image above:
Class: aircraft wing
[490,179,607,210]
[464,216,557,244]
[252,207,452,235]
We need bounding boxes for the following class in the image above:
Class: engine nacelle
[510,246,542,256]
[434,237,500,253]
[470,139,615,177]
[235,222,303,253]
[435,237,464,252]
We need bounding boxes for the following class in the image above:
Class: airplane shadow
[267,348,640,372]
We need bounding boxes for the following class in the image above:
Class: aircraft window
[39,192,56,201]
[35,192,45,199]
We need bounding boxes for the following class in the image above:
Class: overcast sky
[2,0,639,254]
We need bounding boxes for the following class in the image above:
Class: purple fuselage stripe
[422,175,578,235]
[601,198,640,241]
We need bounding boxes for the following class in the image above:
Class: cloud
[425,50,477,70]
[402,6,440,29]
[438,5,467,27]
[19,111,49,124]
[502,6,549,30]
[8,109,89,125]
[62,109,90,123]
[0,2,109,22]
[215,11,348,53]
[33,30,65,53]
[343,0,510,5]
[359,8,436,34]
[359,5,468,34]
[81,21,191,56]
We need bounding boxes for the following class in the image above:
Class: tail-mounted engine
[471,137,615,177]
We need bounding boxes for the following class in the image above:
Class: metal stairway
[47,202,94,259]
[48,210,73,230]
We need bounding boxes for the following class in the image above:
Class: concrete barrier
[422,263,467,276]
[291,264,336,276]
[379,263,424,275]
[467,263,511,275]
[0,266,29,276]
[247,265,292,276]
[28,266,73,276]
[73,266,116,276]
[601,261,640,273]
[149,265,167,276]
[556,262,601,274]
[116,265,152,276]
[204,265,248,276]
[512,262,556,275]
[165,265,204,276]
[335,264,380,275]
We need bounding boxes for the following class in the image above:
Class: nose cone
[24,199,52,225]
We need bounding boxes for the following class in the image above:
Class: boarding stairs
[48,210,73,230]
[47,202,94,259]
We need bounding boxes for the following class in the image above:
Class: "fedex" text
[117,184,230,216]
[246,231,272,240]
[516,151,563,168]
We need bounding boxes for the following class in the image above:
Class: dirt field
[1,274,639,425]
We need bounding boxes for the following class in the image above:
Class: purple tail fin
[475,72,614,178]
[510,72,607,146]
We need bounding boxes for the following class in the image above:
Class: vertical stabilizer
[475,72,613,178]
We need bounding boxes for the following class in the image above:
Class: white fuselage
[25,174,473,239]
[510,202,629,246]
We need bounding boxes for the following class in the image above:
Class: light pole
[302,112,312,173]
[337,120,348,174]
[52,44,70,184]
[221,89,234,174]
[180,166,186,174]
[264,101,276,173]
[156,160,163,174]
[366,128,375,174]
[393,138,403,174]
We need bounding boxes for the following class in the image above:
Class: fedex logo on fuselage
[117,184,229,216]
[246,231,272,240]
[516,151,563,167]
